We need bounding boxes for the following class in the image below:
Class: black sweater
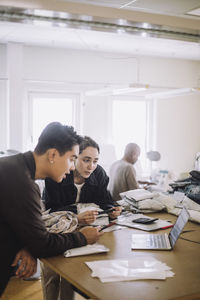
[0,152,87,295]
[43,165,114,213]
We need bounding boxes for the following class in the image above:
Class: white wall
[156,94,200,175]
[0,44,7,78]
[140,57,200,88]
[0,44,9,150]
[7,43,24,151]
[0,42,200,176]
[82,96,112,144]
[23,46,138,84]
[0,79,9,150]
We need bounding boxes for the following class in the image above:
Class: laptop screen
[168,207,190,248]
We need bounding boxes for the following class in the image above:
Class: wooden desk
[42,213,200,300]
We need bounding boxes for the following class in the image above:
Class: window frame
[26,90,80,150]
[111,96,155,174]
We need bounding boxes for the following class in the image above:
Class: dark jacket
[0,152,87,296]
[169,170,200,204]
[43,165,114,213]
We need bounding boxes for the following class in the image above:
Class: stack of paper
[120,189,156,201]
[64,243,109,257]
[86,257,174,282]
[118,189,165,213]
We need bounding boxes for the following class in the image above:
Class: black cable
[180,230,200,244]
[180,237,200,244]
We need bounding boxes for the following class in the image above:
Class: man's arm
[94,166,116,209]
[126,165,139,190]
[1,183,87,258]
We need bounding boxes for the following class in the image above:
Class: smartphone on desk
[132,217,158,224]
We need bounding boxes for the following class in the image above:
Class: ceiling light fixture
[85,86,200,98]
[85,83,149,96]
[186,7,200,17]
[112,87,146,95]
[145,88,199,99]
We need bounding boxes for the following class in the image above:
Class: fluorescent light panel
[112,87,146,95]
[145,88,196,99]
[85,86,200,97]
[85,84,148,96]
[186,8,200,16]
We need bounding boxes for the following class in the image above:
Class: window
[28,93,79,149]
[112,99,151,175]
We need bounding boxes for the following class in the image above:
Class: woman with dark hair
[42,136,121,300]
[43,136,121,223]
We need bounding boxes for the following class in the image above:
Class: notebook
[131,207,190,250]
[117,213,173,231]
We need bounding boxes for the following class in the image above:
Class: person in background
[43,136,121,222]
[108,143,141,201]
[41,136,122,300]
[0,122,102,297]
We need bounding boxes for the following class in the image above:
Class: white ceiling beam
[0,0,200,31]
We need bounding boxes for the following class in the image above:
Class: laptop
[131,207,190,250]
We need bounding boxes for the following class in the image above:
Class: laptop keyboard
[146,234,168,248]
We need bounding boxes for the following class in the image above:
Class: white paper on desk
[117,213,172,231]
[64,243,109,257]
[77,203,99,213]
[91,216,109,227]
[172,191,185,203]
[86,257,174,282]
[103,225,123,232]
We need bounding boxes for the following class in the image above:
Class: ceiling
[0,0,199,60]
[64,0,200,18]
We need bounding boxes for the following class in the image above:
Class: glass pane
[113,100,147,172]
[32,97,73,148]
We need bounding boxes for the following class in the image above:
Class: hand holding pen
[109,206,122,219]
[99,221,116,232]
[98,208,115,215]
[98,206,122,219]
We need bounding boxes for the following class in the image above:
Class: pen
[99,222,116,232]
[98,208,115,215]
[161,225,173,229]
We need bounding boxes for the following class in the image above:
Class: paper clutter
[64,243,109,257]
[85,256,174,282]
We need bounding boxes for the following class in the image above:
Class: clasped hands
[12,248,37,279]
